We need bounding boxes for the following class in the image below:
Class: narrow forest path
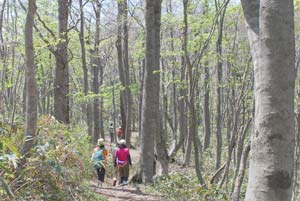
[90,180,161,201]
[90,133,162,201]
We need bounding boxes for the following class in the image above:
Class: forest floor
[90,132,163,201]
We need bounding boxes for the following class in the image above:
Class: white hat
[119,139,126,145]
[97,138,104,145]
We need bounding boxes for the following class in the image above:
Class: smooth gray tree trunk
[243,0,296,200]
[20,0,37,156]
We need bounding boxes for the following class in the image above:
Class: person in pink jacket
[114,139,132,185]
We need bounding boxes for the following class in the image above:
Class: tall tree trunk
[117,0,132,145]
[203,63,211,150]
[138,0,162,183]
[215,0,228,169]
[99,64,104,139]
[20,0,37,156]
[168,53,187,158]
[54,0,69,124]
[155,113,169,176]
[92,0,101,144]
[232,143,250,201]
[123,0,132,147]
[242,0,296,200]
[166,0,178,156]
[79,0,92,138]
[116,0,125,132]
[182,0,192,167]
[110,72,117,143]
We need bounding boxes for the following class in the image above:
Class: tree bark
[92,0,101,144]
[232,143,250,201]
[54,0,70,124]
[138,0,162,183]
[182,0,192,167]
[79,0,92,138]
[215,0,229,169]
[242,0,296,200]
[116,0,125,132]
[20,0,37,156]
[203,63,211,150]
[117,0,132,145]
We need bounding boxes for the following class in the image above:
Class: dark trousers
[110,132,114,143]
[118,163,129,183]
[96,167,105,182]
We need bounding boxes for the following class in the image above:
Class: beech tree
[242,0,296,200]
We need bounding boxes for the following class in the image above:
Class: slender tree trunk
[215,0,228,169]
[155,113,169,176]
[79,0,92,138]
[116,0,132,145]
[203,63,211,149]
[54,0,69,124]
[232,143,250,201]
[111,73,117,143]
[20,0,37,156]
[0,0,6,53]
[99,63,104,139]
[116,1,125,131]
[166,0,178,155]
[191,101,206,186]
[123,0,132,147]
[92,1,101,144]
[182,0,192,167]
[243,0,296,200]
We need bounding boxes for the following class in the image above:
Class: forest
[0,0,299,200]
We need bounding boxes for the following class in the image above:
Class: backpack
[92,149,104,168]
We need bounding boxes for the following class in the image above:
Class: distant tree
[20,0,37,156]
[91,0,102,144]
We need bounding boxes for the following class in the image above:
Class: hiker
[115,126,122,141]
[114,139,131,185]
[109,122,114,143]
[92,138,108,187]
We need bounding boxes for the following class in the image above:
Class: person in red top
[114,139,131,185]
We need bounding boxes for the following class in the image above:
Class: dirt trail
[91,181,161,201]
[90,133,162,201]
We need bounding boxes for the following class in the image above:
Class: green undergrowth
[0,115,106,201]
[148,173,229,201]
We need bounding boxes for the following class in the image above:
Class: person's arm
[114,150,118,167]
[128,153,132,166]
[91,148,96,160]
[91,152,95,160]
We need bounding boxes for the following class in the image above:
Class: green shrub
[0,115,106,201]
[150,173,229,201]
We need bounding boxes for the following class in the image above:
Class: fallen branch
[210,162,226,184]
